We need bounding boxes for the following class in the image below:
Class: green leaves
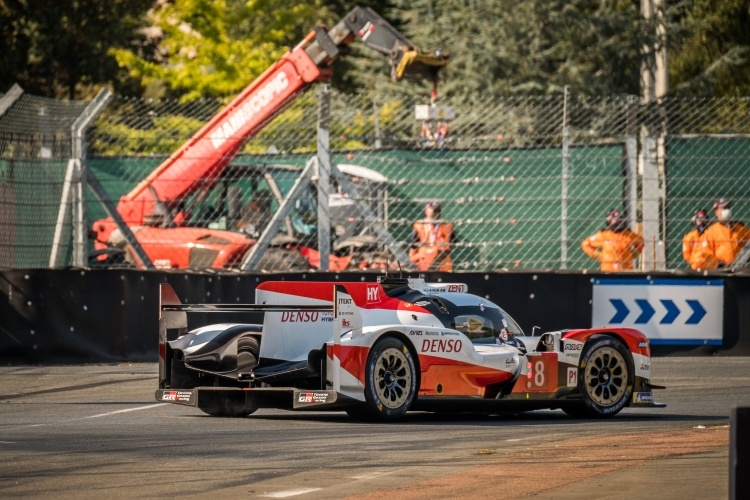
[110,0,340,101]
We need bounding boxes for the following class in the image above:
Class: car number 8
[534,360,545,387]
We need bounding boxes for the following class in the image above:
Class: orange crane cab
[92,6,449,271]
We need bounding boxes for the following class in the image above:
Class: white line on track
[84,403,168,419]
[350,471,393,480]
[3,403,169,430]
[260,488,322,498]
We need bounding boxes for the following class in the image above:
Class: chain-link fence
[2,83,749,273]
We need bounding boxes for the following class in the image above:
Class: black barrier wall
[1,269,749,363]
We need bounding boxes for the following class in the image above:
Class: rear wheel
[200,335,260,417]
[357,337,417,421]
[564,335,634,418]
[237,335,260,373]
[200,401,257,418]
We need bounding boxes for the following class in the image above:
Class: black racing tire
[565,335,634,418]
[200,404,257,418]
[200,335,260,417]
[237,335,260,373]
[359,337,417,421]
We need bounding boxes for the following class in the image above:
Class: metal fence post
[241,158,317,271]
[373,99,382,150]
[626,97,639,233]
[51,88,111,268]
[640,134,662,270]
[0,84,23,117]
[560,87,570,269]
[70,88,112,267]
[317,85,331,271]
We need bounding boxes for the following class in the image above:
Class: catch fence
[1,84,749,273]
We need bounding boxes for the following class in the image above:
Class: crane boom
[115,6,448,226]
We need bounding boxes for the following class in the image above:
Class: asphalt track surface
[1,357,748,499]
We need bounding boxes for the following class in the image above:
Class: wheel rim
[583,346,628,407]
[373,347,412,408]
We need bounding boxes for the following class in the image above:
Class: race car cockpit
[414,295,527,352]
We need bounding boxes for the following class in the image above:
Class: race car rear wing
[158,283,333,388]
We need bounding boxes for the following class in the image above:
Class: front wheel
[358,337,417,421]
[564,335,634,418]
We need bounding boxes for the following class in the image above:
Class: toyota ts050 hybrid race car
[156,276,665,421]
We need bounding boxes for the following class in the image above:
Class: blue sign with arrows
[607,297,707,325]
[592,279,723,346]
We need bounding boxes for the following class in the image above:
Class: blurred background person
[582,208,644,271]
[682,208,716,270]
[703,198,750,268]
[409,201,456,271]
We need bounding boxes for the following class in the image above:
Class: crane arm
[114,6,448,227]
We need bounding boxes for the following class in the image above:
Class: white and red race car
[156,276,664,421]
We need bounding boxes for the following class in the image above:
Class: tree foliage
[0,0,152,99]
[669,0,750,96]
[2,0,749,102]
[111,0,330,100]
[385,0,661,102]
[110,0,398,101]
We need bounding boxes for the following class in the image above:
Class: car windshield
[429,298,524,341]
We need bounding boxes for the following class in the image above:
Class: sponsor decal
[409,330,423,336]
[298,392,329,404]
[425,330,440,336]
[338,298,353,305]
[421,339,463,353]
[567,367,578,387]
[447,285,466,293]
[564,343,582,351]
[640,363,650,371]
[210,71,290,149]
[638,341,648,348]
[342,319,351,327]
[281,311,319,323]
[162,390,192,402]
[415,301,430,307]
[505,358,516,365]
[634,392,653,403]
[366,285,380,303]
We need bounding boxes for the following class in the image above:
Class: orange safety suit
[701,221,750,266]
[581,228,644,271]
[682,228,719,270]
[409,219,454,271]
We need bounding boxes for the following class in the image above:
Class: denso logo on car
[421,339,462,353]
[280,311,319,323]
